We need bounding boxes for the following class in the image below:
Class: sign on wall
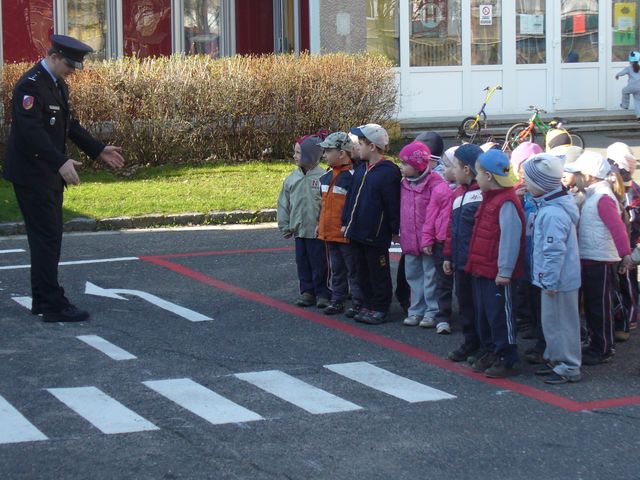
[479,4,493,25]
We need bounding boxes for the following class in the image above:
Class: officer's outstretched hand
[99,146,125,169]
[59,159,82,185]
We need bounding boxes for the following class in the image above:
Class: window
[67,0,108,60]
[366,0,400,65]
[516,0,545,64]
[471,0,502,65]
[561,0,599,62]
[612,1,640,61]
[410,0,462,66]
[2,0,53,63]
[184,0,221,57]
[123,0,172,57]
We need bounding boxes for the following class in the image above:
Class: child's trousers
[540,289,581,377]
[327,242,362,305]
[351,241,393,313]
[621,85,640,118]
[581,262,616,356]
[454,269,480,349]
[404,253,438,318]
[295,237,330,299]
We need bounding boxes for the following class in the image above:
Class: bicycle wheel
[569,132,585,149]
[505,123,536,151]
[459,116,481,138]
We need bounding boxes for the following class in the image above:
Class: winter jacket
[618,66,640,91]
[522,190,537,280]
[399,171,452,255]
[318,164,354,243]
[466,187,525,279]
[342,159,401,248]
[530,188,581,292]
[578,181,621,262]
[444,182,483,270]
[277,165,325,238]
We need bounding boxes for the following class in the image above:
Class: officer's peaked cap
[50,35,93,69]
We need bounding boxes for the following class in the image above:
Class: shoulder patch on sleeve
[22,95,35,110]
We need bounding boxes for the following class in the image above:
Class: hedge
[1,53,397,166]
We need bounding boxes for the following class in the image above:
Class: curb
[0,209,277,236]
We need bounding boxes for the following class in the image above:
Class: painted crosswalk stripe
[11,296,32,310]
[0,249,25,254]
[0,394,48,444]
[47,387,159,434]
[143,378,263,425]
[76,335,137,361]
[324,362,456,403]
[235,370,362,414]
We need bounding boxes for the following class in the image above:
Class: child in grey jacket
[616,51,640,120]
[522,154,582,384]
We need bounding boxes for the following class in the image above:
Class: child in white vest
[564,151,634,365]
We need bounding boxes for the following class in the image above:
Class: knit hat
[607,142,637,174]
[510,142,543,174]
[399,141,431,173]
[415,132,444,159]
[545,128,572,153]
[349,124,389,150]
[318,132,353,152]
[565,150,611,179]
[454,144,483,174]
[477,149,517,187]
[299,135,323,167]
[442,146,458,168]
[522,154,565,194]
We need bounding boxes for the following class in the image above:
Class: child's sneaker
[403,315,422,326]
[419,317,436,328]
[295,293,316,307]
[544,372,581,384]
[484,358,521,378]
[324,302,344,315]
[353,308,371,322]
[359,310,388,325]
[471,352,497,372]
[448,343,479,362]
[345,304,362,318]
[316,297,330,309]
[436,322,451,334]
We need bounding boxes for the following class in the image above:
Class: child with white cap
[565,151,634,365]
[522,154,582,384]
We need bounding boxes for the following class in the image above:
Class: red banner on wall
[123,0,172,57]
[2,0,53,63]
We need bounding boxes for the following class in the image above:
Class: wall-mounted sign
[480,4,492,25]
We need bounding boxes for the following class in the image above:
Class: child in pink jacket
[398,141,454,332]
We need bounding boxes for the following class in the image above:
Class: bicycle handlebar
[484,85,503,91]
[527,105,547,114]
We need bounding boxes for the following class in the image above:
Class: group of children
[277,123,640,384]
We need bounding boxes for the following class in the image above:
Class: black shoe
[582,351,612,366]
[345,305,362,318]
[448,343,479,363]
[353,308,371,322]
[472,352,497,373]
[544,372,581,384]
[485,358,521,378]
[524,350,546,365]
[43,306,90,323]
[359,310,388,325]
[534,363,555,376]
[324,302,344,315]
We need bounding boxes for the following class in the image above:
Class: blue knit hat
[454,144,483,174]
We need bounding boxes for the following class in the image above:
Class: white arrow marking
[84,281,212,322]
[0,249,25,254]
[12,296,33,310]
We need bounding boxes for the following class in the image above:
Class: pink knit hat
[511,141,543,174]
[399,141,432,173]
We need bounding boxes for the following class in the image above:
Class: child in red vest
[466,150,525,378]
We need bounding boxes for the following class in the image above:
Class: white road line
[0,256,139,271]
[47,386,158,434]
[0,249,25,254]
[235,370,362,415]
[0,394,48,444]
[11,296,32,310]
[143,378,263,425]
[76,335,137,361]
[324,362,457,403]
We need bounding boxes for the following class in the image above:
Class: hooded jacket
[530,188,581,292]
[342,159,401,247]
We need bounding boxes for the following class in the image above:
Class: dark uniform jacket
[2,62,105,191]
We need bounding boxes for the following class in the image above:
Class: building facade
[1,0,639,119]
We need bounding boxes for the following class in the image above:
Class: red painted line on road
[577,396,640,411]
[140,255,603,412]
[145,247,294,259]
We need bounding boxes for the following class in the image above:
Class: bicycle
[458,85,503,139]
[504,106,585,151]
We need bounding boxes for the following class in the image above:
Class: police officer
[2,35,125,323]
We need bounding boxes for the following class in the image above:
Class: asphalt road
[0,225,639,480]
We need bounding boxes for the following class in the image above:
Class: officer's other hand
[59,159,82,185]
[99,145,125,169]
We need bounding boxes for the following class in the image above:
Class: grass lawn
[0,162,299,222]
